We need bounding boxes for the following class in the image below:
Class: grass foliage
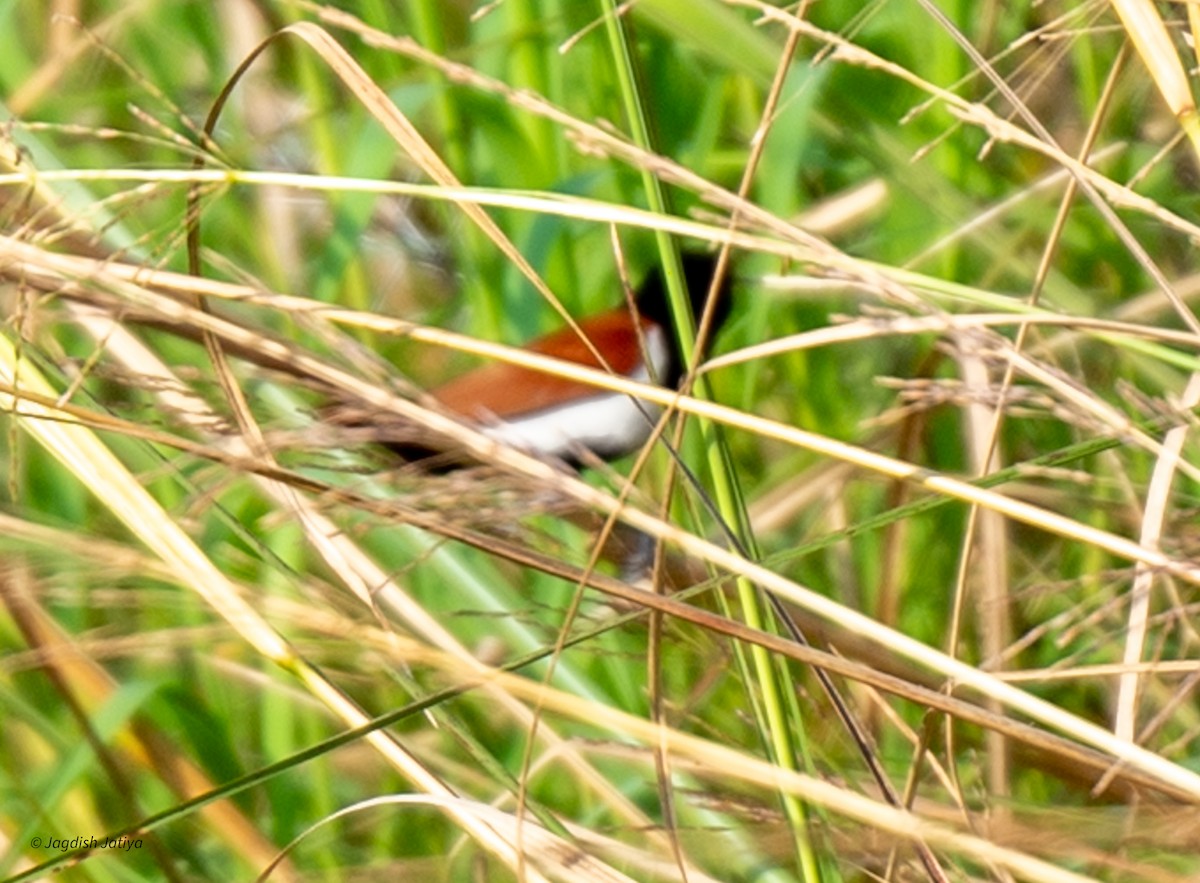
[3,1,1200,881]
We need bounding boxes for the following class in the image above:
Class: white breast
[482,324,671,462]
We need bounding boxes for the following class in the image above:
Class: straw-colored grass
[3,2,1200,881]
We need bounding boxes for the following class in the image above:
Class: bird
[390,252,732,470]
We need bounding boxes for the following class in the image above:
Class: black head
[633,252,733,340]
[629,252,733,389]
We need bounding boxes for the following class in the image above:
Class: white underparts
[481,324,671,462]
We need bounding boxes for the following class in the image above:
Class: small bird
[398,252,732,469]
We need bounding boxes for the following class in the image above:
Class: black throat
[633,252,733,389]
